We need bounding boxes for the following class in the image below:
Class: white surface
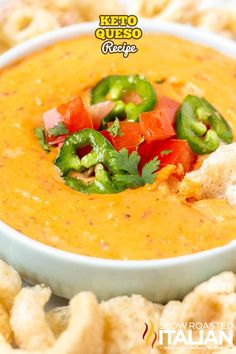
[0,21,236,305]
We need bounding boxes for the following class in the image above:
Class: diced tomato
[157,96,180,125]
[140,110,176,143]
[87,101,114,130]
[139,96,180,143]
[48,135,67,146]
[110,121,143,153]
[43,96,93,144]
[138,139,196,173]
[43,107,68,145]
[58,96,93,133]
[99,130,114,145]
[43,108,61,131]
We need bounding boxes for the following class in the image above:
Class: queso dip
[0,34,236,260]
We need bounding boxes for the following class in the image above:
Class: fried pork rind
[158,0,199,23]
[180,273,236,346]
[158,273,236,353]
[0,6,59,46]
[0,262,234,354]
[0,0,123,50]
[101,295,163,354]
[1,292,104,354]
[0,259,22,311]
[196,9,231,34]
[180,143,236,205]
[194,272,236,295]
[0,303,12,344]
[128,0,198,22]
[46,306,69,338]
[10,285,56,350]
[126,0,170,18]
[129,0,236,40]
[49,292,104,354]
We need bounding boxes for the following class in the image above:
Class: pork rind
[180,273,236,350]
[49,291,104,354]
[0,258,235,354]
[0,259,22,311]
[0,303,12,344]
[0,0,123,49]
[101,294,163,354]
[46,306,69,338]
[127,0,198,22]
[180,273,236,346]
[158,273,236,353]
[180,143,236,205]
[1,291,104,354]
[126,0,170,18]
[128,0,236,40]
[0,6,60,46]
[10,285,56,350]
[157,0,199,23]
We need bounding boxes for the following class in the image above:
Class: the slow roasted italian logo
[142,320,234,350]
[143,320,158,348]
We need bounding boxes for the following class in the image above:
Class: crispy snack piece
[195,272,236,295]
[197,9,230,34]
[179,143,236,205]
[0,6,59,46]
[159,300,182,324]
[51,292,103,354]
[180,272,236,346]
[128,0,236,40]
[10,285,56,350]
[126,0,170,18]
[159,274,236,354]
[1,292,103,354]
[158,0,198,22]
[128,0,198,22]
[0,259,22,311]
[0,0,123,49]
[0,303,12,344]
[46,306,69,338]
[101,294,162,354]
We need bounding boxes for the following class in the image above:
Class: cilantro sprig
[113,148,160,188]
[34,127,50,153]
[107,118,123,137]
[48,122,69,137]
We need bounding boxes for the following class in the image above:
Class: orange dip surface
[0,34,236,260]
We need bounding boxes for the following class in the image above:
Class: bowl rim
[1,19,236,269]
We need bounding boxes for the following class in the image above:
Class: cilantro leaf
[48,122,69,137]
[160,149,172,156]
[114,174,144,188]
[141,157,160,184]
[113,149,160,188]
[107,118,123,137]
[114,149,140,175]
[34,127,50,153]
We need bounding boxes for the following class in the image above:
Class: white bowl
[0,21,236,302]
